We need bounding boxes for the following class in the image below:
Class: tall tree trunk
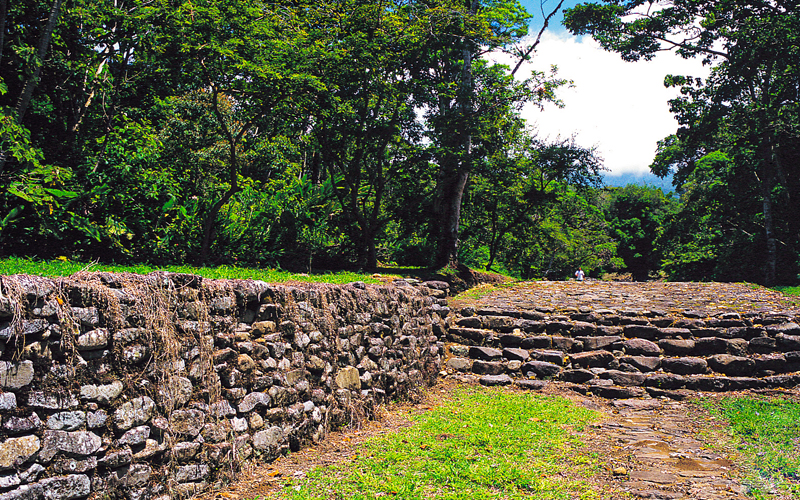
[0,0,61,175]
[758,147,777,286]
[433,0,478,269]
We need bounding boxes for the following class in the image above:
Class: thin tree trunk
[0,0,7,66]
[199,87,243,265]
[757,152,777,286]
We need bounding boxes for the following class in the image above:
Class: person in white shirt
[575,267,585,281]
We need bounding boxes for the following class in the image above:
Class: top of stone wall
[451,281,800,320]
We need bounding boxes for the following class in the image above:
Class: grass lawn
[699,396,800,499]
[0,256,383,284]
[268,386,610,500]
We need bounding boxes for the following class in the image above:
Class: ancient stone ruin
[444,282,800,398]
[0,273,446,500]
[0,275,798,500]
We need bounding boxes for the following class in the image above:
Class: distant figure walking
[575,267,585,281]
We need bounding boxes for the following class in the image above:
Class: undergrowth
[774,286,800,297]
[270,386,610,500]
[0,256,382,284]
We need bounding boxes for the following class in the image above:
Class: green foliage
[699,397,800,498]
[271,386,606,500]
[774,286,800,297]
[565,0,800,285]
[0,256,380,284]
[600,184,677,281]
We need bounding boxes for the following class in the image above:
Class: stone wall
[0,273,447,500]
[444,305,800,398]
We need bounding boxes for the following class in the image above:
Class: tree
[306,0,422,270]
[411,0,567,268]
[565,0,800,285]
[465,132,604,272]
[146,0,323,264]
[600,184,676,281]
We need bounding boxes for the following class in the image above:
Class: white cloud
[508,32,709,174]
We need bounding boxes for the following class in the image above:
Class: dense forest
[0,0,797,285]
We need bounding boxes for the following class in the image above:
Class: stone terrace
[444,281,800,398]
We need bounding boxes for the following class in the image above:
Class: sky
[505,0,710,176]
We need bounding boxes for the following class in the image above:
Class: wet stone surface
[601,398,747,500]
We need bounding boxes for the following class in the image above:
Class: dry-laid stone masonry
[0,273,448,500]
[1,275,797,500]
[444,281,800,398]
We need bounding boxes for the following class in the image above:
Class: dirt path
[194,380,767,500]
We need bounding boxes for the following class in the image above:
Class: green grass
[270,386,609,500]
[0,256,382,284]
[699,396,800,499]
[775,286,800,297]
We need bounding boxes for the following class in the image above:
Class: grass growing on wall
[699,396,800,499]
[271,386,608,500]
[774,286,800,297]
[0,256,382,284]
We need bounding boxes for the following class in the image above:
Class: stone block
[114,397,155,431]
[661,357,707,375]
[502,348,530,362]
[515,379,548,390]
[75,328,109,350]
[572,322,596,335]
[620,356,660,372]
[552,337,581,352]
[755,354,786,373]
[623,325,660,340]
[471,361,504,375]
[498,334,523,347]
[599,370,646,386]
[517,320,546,333]
[446,357,471,372]
[707,355,756,376]
[569,350,614,368]
[479,374,513,386]
[765,374,800,388]
[658,328,692,339]
[39,431,101,463]
[622,338,660,356]
[334,366,360,391]
[468,346,502,361]
[531,349,566,365]
[0,361,34,390]
[644,373,687,390]
[590,386,645,399]
[777,333,800,351]
[40,474,91,500]
[520,361,561,378]
[520,336,551,349]
[749,336,777,354]
[0,436,40,471]
[767,322,800,336]
[694,338,731,355]
[578,336,622,351]
[557,369,595,383]
[447,327,492,345]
